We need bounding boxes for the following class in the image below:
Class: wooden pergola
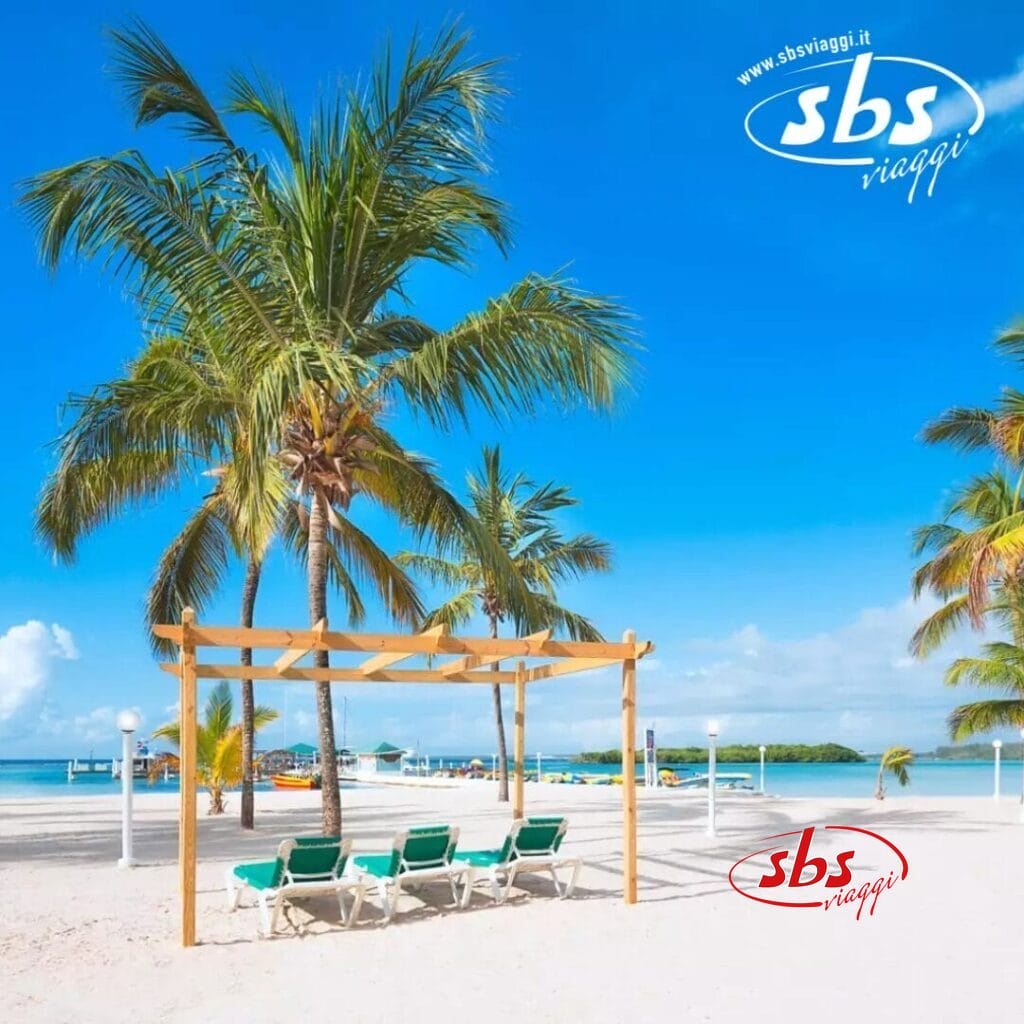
[155,608,655,947]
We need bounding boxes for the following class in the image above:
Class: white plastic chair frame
[226,837,365,937]
[460,818,582,906]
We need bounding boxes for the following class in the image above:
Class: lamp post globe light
[117,708,142,868]
[706,720,719,837]
[758,744,767,795]
[993,739,1003,802]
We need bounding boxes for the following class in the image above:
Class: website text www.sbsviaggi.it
[736,28,984,203]
[736,29,873,86]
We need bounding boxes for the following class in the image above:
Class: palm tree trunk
[489,614,510,803]
[308,494,342,835]
[239,557,262,830]
[875,763,885,800]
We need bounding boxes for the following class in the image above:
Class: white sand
[3,782,1022,1023]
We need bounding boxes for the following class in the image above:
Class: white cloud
[496,595,985,752]
[633,596,974,749]
[930,58,1024,138]
[0,621,79,727]
[72,706,119,743]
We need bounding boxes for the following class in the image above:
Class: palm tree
[36,329,425,830]
[397,445,611,800]
[942,641,1024,738]
[911,470,1024,740]
[153,681,278,814]
[911,471,1024,655]
[22,22,638,835]
[874,746,913,800]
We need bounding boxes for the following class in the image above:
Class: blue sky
[3,0,1024,756]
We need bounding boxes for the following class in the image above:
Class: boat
[674,772,754,790]
[69,740,174,781]
[270,772,321,790]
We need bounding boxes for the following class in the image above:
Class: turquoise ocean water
[0,756,1018,799]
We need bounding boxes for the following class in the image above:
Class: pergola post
[179,607,198,947]
[621,628,638,904]
[513,660,526,820]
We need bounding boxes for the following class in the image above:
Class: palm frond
[948,700,1024,741]
[146,495,231,656]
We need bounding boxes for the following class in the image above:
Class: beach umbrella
[469,758,484,767]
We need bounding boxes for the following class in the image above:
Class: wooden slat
[621,629,638,906]
[360,624,448,675]
[179,608,198,947]
[158,663,518,684]
[441,628,551,677]
[152,623,642,661]
[513,661,526,821]
[440,653,484,676]
[528,657,620,681]
[273,617,327,672]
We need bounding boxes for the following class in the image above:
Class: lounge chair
[350,824,465,922]
[226,836,365,937]
[456,816,582,906]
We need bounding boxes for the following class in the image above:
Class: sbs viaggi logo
[738,30,984,203]
[728,825,909,921]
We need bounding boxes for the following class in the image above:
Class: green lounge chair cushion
[353,853,400,879]
[233,859,283,890]
[233,837,346,890]
[458,817,568,868]
[456,848,504,868]
[353,825,456,879]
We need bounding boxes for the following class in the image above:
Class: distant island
[575,743,864,764]
[924,743,1024,761]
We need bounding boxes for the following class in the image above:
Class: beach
[3,782,1022,1023]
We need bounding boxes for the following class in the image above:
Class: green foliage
[154,682,277,813]
[932,742,1024,759]
[398,444,612,639]
[575,743,864,764]
[23,21,639,833]
[875,745,913,799]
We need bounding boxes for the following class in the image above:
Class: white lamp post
[116,708,142,868]
[536,752,542,782]
[993,739,1003,801]
[492,753,497,778]
[759,744,767,795]
[706,720,719,837]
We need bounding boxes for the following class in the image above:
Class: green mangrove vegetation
[575,743,864,764]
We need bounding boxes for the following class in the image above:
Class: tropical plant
[34,325,422,831]
[910,470,1024,655]
[911,329,1024,739]
[874,746,913,800]
[912,330,1024,628]
[22,22,637,835]
[153,681,278,814]
[942,641,1024,739]
[397,444,612,800]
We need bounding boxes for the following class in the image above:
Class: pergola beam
[359,623,448,675]
[158,663,518,684]
[152,623,642,660]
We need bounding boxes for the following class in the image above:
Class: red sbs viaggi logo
[728,826,909,921]
[739,34,985,203]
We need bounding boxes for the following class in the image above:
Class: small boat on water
[270,773,321,790]
[659,770,754,790]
